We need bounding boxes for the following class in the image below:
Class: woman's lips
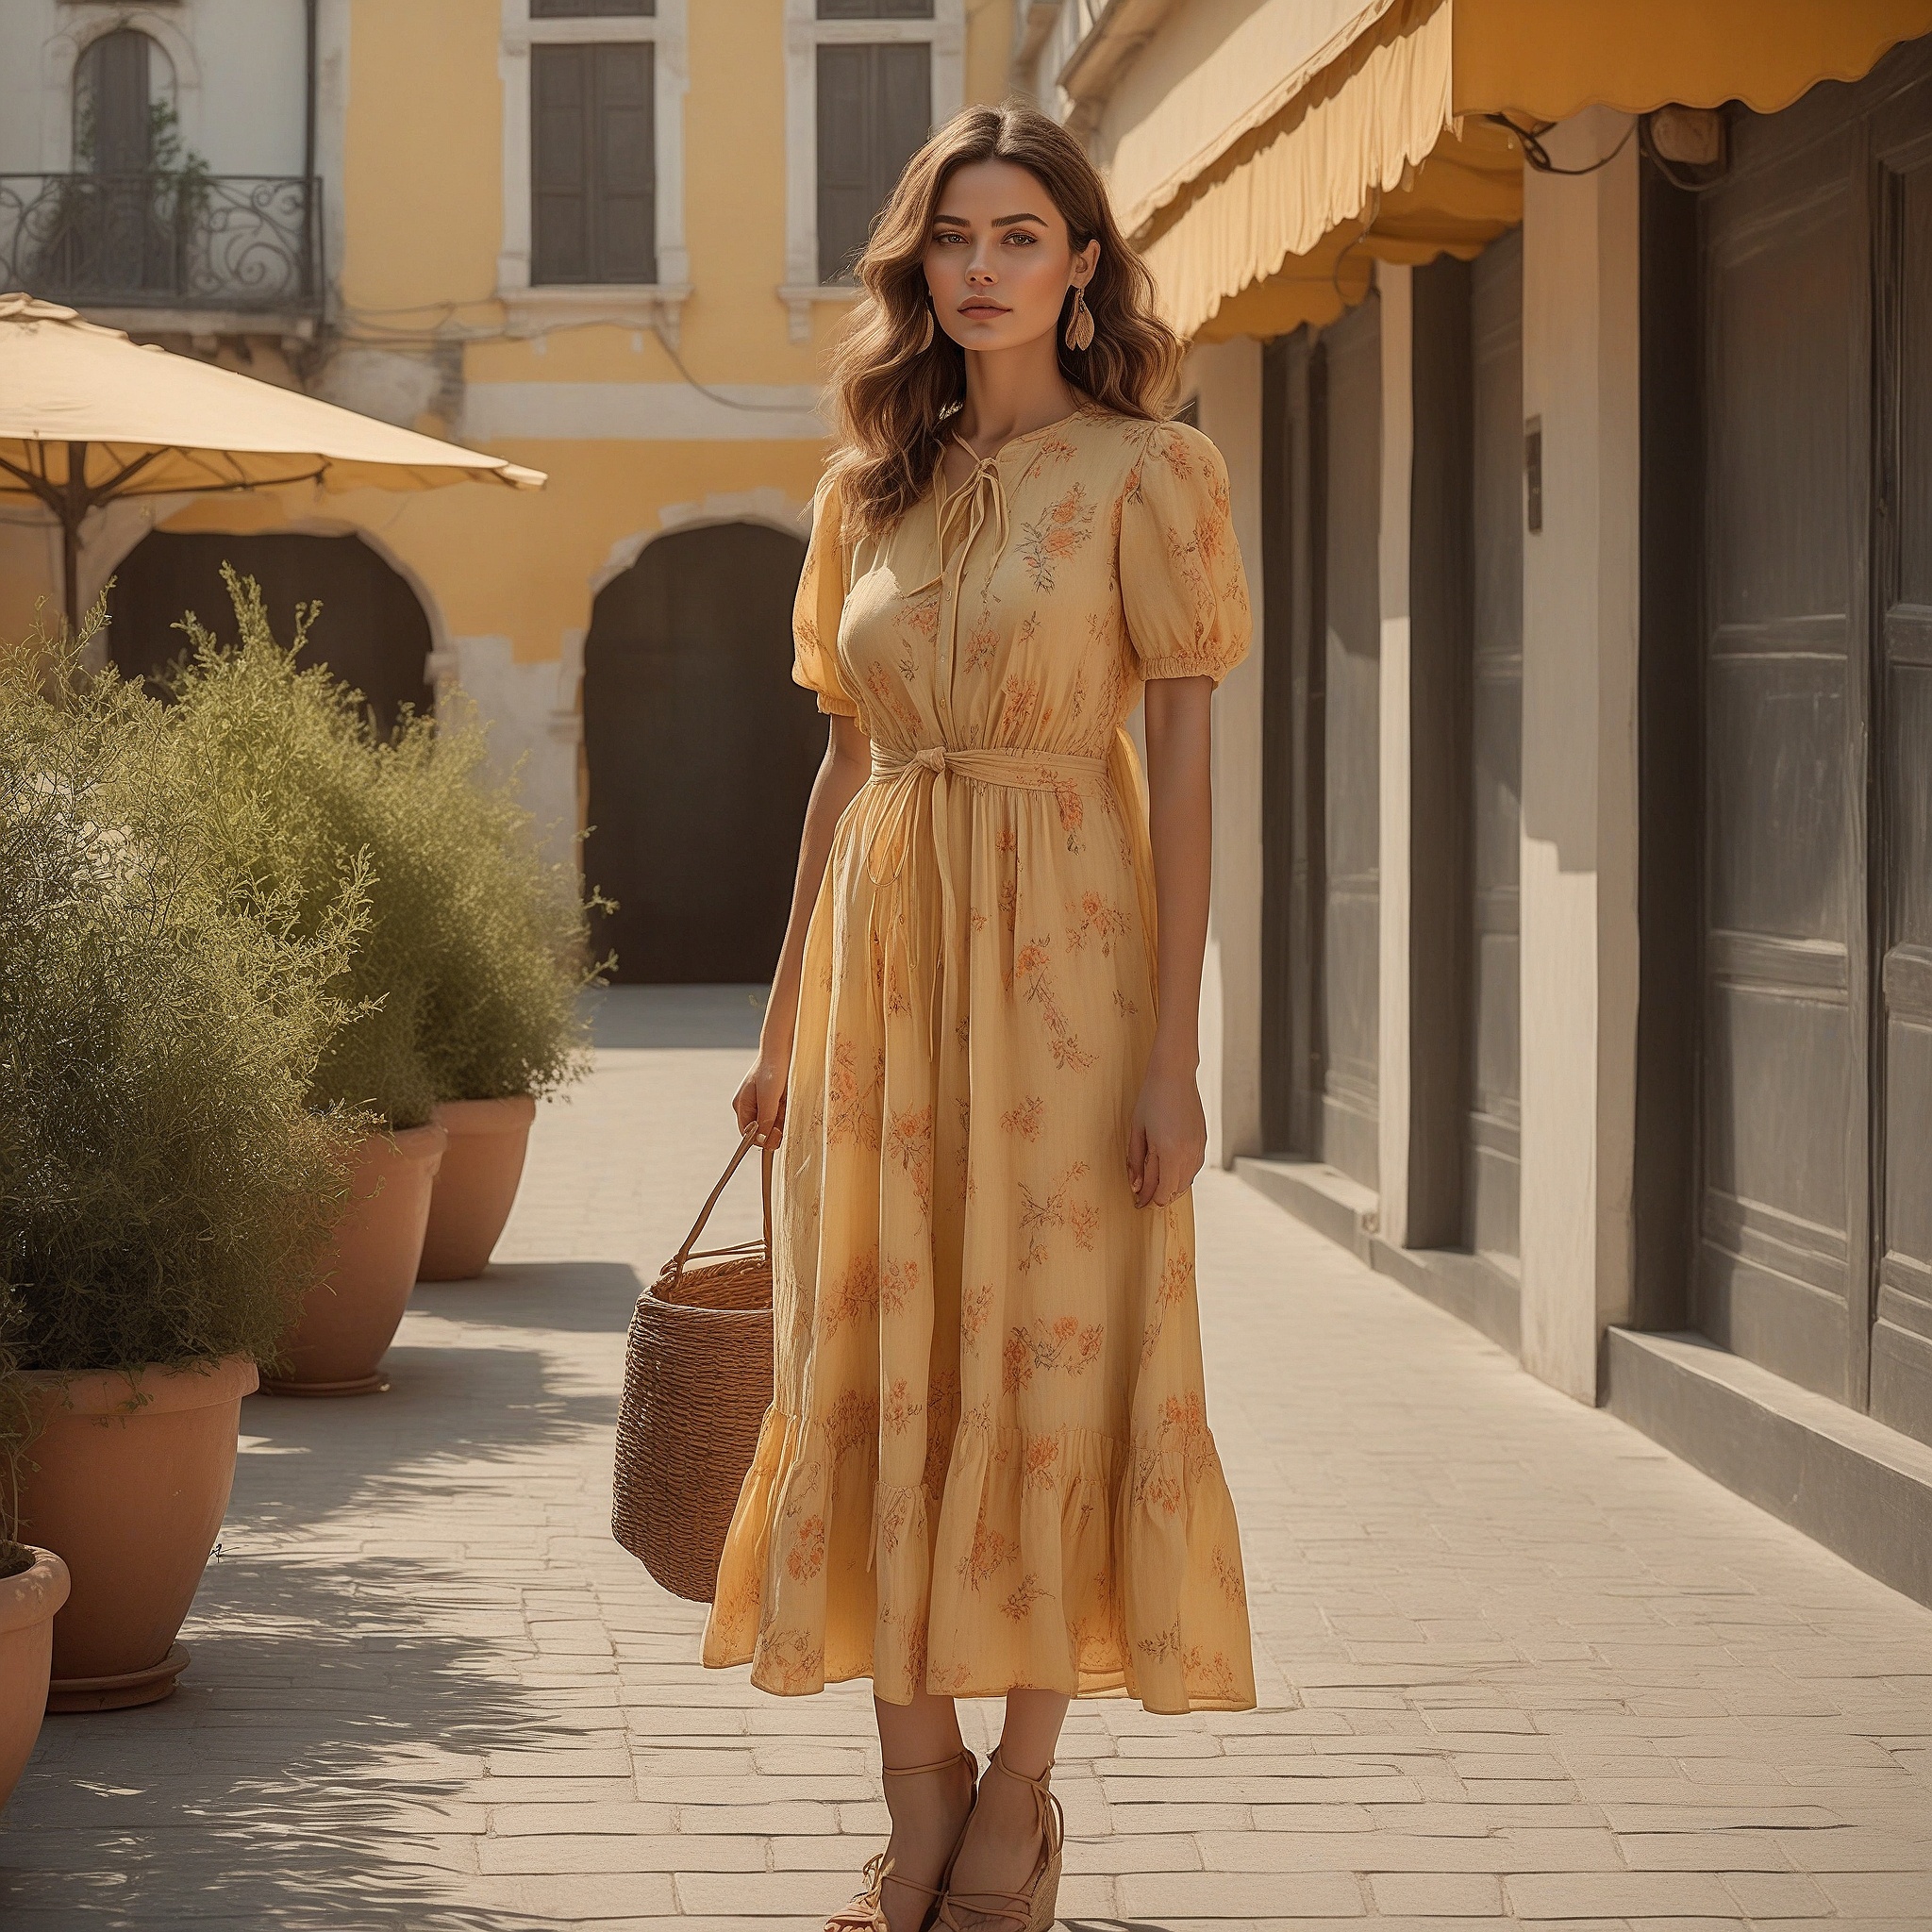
[958,302,1008,318]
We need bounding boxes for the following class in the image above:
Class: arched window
[75,29,174,175]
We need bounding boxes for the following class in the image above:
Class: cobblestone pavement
[6,987,1932,1930]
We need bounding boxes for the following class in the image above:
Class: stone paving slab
[4,985,1931,1929]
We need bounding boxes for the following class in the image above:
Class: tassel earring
[1063,285,1095,352]
[917,300,935,352]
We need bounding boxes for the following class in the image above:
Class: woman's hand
[1126,1056,1207,1208]
[732,1038,791,1148]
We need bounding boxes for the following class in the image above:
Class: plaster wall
[1518,108,1641,1402]
[3,0,1015,860]
[1182,335,1266,1170]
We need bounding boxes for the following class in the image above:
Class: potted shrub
[0,1540,68,1807]
[408,693,598,1282]
[166,575,453,1395]
[0,618,360,1708]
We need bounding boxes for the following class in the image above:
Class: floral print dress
[701,408,1257,1714]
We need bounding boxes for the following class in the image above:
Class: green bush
[0,614,365,1383]
[393,683,601,1105]
[167,572,598,1125]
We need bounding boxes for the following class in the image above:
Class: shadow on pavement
[0,1324,618,1928]
[413,1260,647,1337]
[1,1552,540,1930]
[588,982,766,1050]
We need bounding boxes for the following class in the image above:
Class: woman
[704,103,1256,1932]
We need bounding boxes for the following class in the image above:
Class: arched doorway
[584,521,819,983]
[106,530,434,736]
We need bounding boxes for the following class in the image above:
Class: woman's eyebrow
[991,212,1047,228]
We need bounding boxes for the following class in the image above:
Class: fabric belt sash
[863,731,1158,1053]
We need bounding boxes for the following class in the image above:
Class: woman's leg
[938,1689,1070,1923]
[872,1690,977,1932]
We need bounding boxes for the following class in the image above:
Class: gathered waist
[855,729,1158,1052]
[866,743,1110,790]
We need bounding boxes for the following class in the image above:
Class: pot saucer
[48,1642,189,1713]
[258,1372,390,1397]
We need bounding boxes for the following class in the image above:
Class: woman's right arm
[733,710,872,1146]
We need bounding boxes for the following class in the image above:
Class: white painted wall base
[1518,109,1641,1402]
[432,632,583,869]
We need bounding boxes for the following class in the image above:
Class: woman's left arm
[1127,674,1214,1208]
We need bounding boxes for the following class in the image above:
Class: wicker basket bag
[612,1127,774,1603]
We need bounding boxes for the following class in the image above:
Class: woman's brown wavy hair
[826,103,1183,539]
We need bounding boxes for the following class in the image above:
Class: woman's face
[923,158,1098,354]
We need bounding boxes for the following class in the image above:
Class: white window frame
[497,0,690,341]
[779,0,964,342]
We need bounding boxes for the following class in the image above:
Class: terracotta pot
[14,1357,256,1711]
[261,1122,448,1397]
[0,1546,69,1797]
[417,1095,538,1282]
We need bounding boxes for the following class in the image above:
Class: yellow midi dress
[702,408,1257,1714]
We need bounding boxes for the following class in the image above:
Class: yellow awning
[1141,0,1459,342]
[1455,0,1932,120]
[1139,0,1932,341]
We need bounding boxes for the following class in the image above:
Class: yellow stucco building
[0,0,1012,978]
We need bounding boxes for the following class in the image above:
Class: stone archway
[105,529,434,736]
[583,520,819,984]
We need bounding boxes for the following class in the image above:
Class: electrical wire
[322,300,820,414]
[1328,187,1382,308]
[647,321,822,413]
[1486,112,1637,176]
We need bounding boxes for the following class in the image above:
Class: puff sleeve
[1119,421,1253,685]
[791,473,859,718]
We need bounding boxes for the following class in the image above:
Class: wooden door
[1699,86,1873,1404]
[106,530,433,737]
[583,523,818,984]
[1466,230,1523,1259]
[1872,61,1932,1442]
[1259,328,1326,1155]
[1319,294,1381,1188]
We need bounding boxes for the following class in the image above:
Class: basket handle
[671,1125,774,1276]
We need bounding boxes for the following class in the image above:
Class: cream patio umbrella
[0,293,544,627]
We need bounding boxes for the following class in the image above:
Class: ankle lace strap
[881,1747,977,1784]
[934,1748,1065,1931]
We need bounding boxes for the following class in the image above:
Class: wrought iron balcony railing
[0,173,323,317]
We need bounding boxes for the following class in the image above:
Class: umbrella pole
[62,440,88,639]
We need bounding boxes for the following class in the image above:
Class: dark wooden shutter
[1320,293,1382,1190]
[533,45,592,282]
[532,42,656,285]
[1466,228,1524,1259]
[594,42,656,280]
[816,43,931,283]
[1259,330,1326,1158]
[532,0,654,16]
[80,29,153,174]
[1699,89,1871,1405]
[1872,58,1932,1443]
[817,2,935,16]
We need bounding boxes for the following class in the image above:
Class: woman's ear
[1071,240,1100,289]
